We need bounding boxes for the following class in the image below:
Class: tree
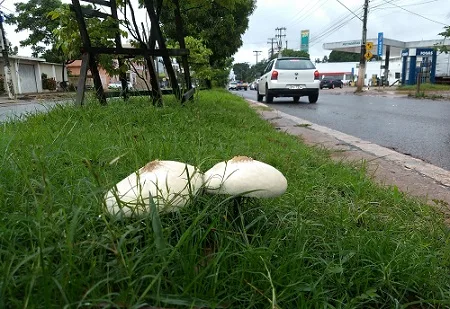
[170,36,213,87]
[160,0,256,87]
[7,0,77,86]
[437,26,450,53]
[271,49,310,60]
[6,0,63,59]
[250,59,269,79]
[8,44,18,56]
[328,50,360,62]
[233,62,252,81]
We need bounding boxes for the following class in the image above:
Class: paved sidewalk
[247,99,450,217]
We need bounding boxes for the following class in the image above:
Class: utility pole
[253,50,262,64]
[267,37,276,59]
[275,27,286,52]
[0,12,15,99]
[356,0,369,92]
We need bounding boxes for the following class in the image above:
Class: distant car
[257,57,320,103]
[320,76,343,89]
[228,82,237,90]
[235,80,248,91]
[108,81,133,90]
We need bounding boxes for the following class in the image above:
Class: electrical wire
[285,1,322,27]
[286,0,329,28]
[381,0,449,26]
[335,0,362,21]
[309,7,363,45]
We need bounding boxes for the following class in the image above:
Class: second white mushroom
[204,156,287,198]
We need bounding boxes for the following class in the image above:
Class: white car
[108,81,133,90]
[256,57,320,103]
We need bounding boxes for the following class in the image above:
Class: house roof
[0,54,46,62]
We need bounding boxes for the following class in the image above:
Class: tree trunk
[143,0,181,100]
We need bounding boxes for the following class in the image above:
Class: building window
[395,72,401,79]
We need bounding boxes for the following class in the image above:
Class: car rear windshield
[275,59,315,70]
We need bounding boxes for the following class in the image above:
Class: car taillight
[271,71,278,80]
[314,70,320,80]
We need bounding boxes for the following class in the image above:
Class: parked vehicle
[108,81,133,89]
[236,80,248,91]
[257,57,320,103]
[228,81,237,90]
[250,80,258,90]
[320,76,343,89]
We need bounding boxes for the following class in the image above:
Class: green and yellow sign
[301,30,309,53]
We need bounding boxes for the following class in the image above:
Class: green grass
[397,83,450,91]
[1,90,450,308]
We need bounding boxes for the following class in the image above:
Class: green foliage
[275,48,310,59]
[329,50,360,62]
[6,0,63,59]
[0,91,450,307]
[169,36,214,84]
[251,59,269,79]
[49,4,127,76]
[437,26,450,53]
[160,0,256,74]
[233,62,252,81]
[41,73,57,90]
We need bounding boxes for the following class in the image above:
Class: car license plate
[288,85,304,89]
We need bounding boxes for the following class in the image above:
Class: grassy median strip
[1,90,450,308]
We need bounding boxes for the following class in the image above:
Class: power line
[285,1,321,26]
[0,5,14,13]
[335,0,362,21]
[275,27,286,51]
[253,50,261,63]
[309,7,364,46]
[309,4,363,43]
[286,0,329,28]
[381,0,449,26]
[267,37,276,58]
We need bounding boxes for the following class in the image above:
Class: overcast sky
[2,0,450,63]
[235,0,450,64]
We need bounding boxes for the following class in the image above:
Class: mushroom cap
[204,156,287,198]
[105,160,204,218]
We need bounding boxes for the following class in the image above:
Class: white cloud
[3,0,449,64]
[233,0,450,64]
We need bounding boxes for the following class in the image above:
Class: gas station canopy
[323,38,448,56]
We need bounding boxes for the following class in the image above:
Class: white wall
[315,58,404,86]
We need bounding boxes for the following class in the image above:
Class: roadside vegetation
[397,83,450,91]
[1,90,450,308]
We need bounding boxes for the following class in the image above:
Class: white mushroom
[105,160,204,218]
[204,156,287,198]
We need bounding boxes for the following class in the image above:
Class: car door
[258,60,274,95]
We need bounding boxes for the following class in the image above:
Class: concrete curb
[247,99,450,206]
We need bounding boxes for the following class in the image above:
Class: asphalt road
[0,101,64,122]
[237,89,450,172]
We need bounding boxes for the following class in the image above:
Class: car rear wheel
[331,84,335,89]
[340,83,343,88]
[257,90,263,102]
[265,86,273,103]
[308,92,319,104]
[293,96,300,103]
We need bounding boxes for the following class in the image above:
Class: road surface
[237,89,450,171]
